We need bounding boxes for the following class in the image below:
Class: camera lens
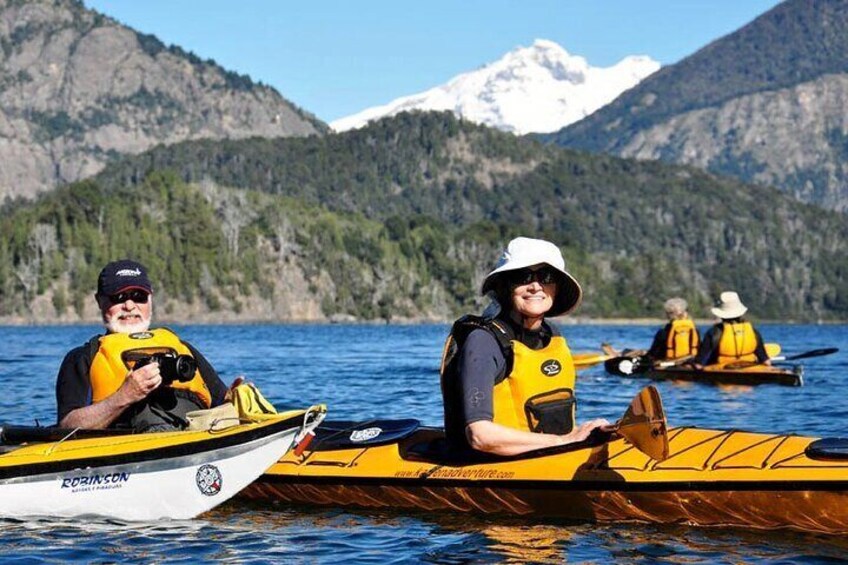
[173,355,197,382]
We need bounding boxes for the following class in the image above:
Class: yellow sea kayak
[572,351,612,370]
[645,363,803,386]
[241,414,848,534]
[605,344,805,386]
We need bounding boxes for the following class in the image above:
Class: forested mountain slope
[2,112,846,322]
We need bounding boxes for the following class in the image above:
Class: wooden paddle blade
[616,385,669,462]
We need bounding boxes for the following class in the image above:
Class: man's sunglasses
[507,268,559,286]
[106,289,150,305]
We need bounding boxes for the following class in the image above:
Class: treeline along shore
[2,112,846,324]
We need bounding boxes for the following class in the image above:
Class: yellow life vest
[491,333,577,434]
[89,328,212,407]
[717,321,758,364]
[665,318,699,360]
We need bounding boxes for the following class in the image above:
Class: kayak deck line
[0,412,307,480]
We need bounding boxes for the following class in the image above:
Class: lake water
[1,323,847,563]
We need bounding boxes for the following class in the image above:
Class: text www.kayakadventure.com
[394,468,515,479]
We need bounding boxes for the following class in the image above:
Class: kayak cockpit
[303,419,616,466]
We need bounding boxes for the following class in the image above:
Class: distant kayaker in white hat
[693,291,770,368]
[645,297,700,362]
[55,259,229,431]
[440,237,609,456]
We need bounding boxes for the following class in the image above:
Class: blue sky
[85,1,782,123]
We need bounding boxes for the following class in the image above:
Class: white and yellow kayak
[0,406,324,521]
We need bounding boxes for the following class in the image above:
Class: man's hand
[119,362,163,403]
[224,376,246,402]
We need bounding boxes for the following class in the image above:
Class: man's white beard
[106,317,151,334]
[105,308,152,334]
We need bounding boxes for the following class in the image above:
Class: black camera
[134,353,197,385]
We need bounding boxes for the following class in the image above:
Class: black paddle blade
[786,347,839,361]
[616,385,669,462]
[604,355,651,377]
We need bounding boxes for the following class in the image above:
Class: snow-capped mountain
[331,39,660,135]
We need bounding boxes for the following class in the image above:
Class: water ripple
[1,324,847,561]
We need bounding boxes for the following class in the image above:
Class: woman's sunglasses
[508,268,559,286]
[106,289,150,305]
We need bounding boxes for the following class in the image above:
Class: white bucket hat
[481,237,583,317]
[710,291,748,319]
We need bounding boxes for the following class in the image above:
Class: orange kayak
[240,418,848,534]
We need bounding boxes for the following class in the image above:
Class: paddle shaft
[776,347,838,361]
[656,355,693,368]
[723,347,838,370]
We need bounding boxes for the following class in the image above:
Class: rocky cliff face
[548,0,848,211]
[0,0,326,202]
[614,74,848,210]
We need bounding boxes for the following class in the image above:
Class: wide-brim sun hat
[481,237,583,317]
[710,291,748,319]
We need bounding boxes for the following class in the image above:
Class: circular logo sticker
[196,464,223,496]
[540,359,562,377]
[350,427,382,443]
[129,331,154,340]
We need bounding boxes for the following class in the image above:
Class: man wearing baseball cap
[55,259,228,431]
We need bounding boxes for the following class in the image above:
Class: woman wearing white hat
[693,291,770,368]
[440,237,609,457]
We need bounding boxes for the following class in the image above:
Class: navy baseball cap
[97,259,153,296]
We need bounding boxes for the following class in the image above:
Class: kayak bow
[572,351,612,370]
[0,406,325,521]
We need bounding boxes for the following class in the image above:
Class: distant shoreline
[0,316,843,327]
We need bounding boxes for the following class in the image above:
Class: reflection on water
[0,323,847,562]
[480,524,572,563]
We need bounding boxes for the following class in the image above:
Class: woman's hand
[558,418,611,445]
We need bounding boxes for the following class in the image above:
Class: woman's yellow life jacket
[89,328,212,407]
[491,331,577,434]
[665,318,700,359]
[717,321,758,364]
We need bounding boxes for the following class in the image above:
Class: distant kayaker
[693,291,770,368]
[55,260,229,431]
[440,237,609,457]
[645,297,700,362]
